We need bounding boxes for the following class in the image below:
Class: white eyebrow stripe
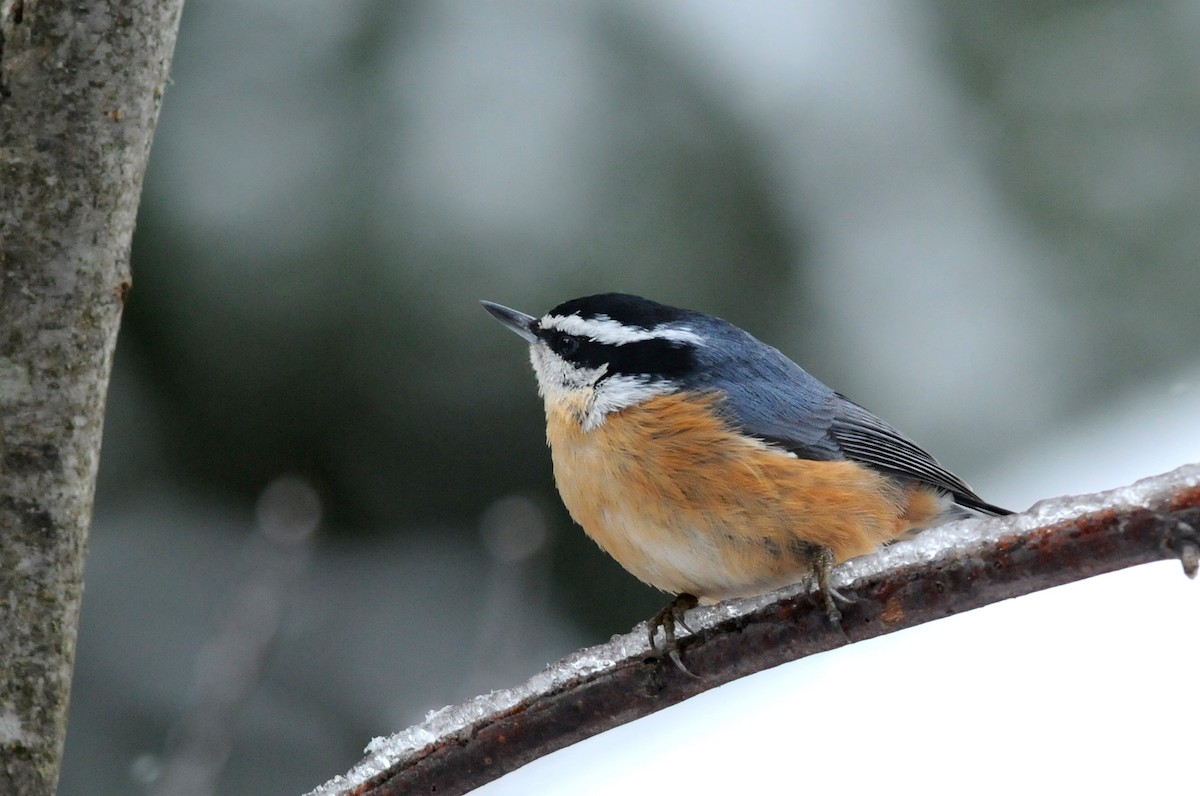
[540,314,703,346]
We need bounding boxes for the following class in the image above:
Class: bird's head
[482,293,710,430]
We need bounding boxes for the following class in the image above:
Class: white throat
[530,345,674,431]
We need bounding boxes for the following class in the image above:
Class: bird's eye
[555,333,580,357]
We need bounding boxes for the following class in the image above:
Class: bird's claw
[808,545,850,627]
[648,593,700,678]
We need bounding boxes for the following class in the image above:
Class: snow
[477,560,1199,796]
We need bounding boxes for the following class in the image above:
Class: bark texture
[0,1,183,792]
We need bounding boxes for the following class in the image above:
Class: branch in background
[0,2,184,793]
[306,463,1200,796]
[151,477,321,796]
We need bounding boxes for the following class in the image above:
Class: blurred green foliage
[938,0,1200,396]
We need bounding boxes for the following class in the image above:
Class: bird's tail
[952,492,1013,517]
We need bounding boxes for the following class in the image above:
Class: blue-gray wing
[691,333,1007,515]
[690,336,844,461]
[828,396,1010,516]
[685,318,1008,515]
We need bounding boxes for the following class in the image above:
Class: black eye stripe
[610,337,695,379]
[541,330,696,379]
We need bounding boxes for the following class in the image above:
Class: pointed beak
[480,300,538,344]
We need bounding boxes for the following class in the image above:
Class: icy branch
[307,463,1200,796]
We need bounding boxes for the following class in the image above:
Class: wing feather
[686,320,1009,516]
[828,398,1010,516]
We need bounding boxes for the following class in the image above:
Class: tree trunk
[0,1,184,792]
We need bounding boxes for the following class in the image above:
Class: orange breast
[545,391,949,601]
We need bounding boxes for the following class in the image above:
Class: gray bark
[0,1,184,792]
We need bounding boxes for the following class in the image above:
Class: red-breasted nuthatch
[483,293,1010,662]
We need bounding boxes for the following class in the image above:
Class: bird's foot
[792,543,852,626]
[648,593,700,678]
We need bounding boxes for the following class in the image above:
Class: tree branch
[0,2,183,793]
[306,463,1200,796]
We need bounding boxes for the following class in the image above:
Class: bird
[482,292,1011,668]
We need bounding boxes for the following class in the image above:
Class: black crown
[548,293,695,330]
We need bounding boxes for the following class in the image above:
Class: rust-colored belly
[545,391,948,601]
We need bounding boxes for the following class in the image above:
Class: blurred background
[60,2,1200,794]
